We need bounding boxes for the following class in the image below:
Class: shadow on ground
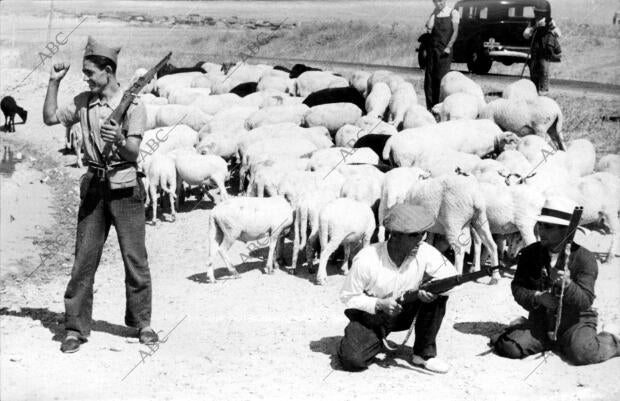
[0,307,137,342]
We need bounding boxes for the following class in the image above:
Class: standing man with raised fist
[43,36,158,353]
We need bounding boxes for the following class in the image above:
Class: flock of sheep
[67,61,620,285]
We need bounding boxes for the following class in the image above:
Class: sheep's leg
[474,222,501,284]
[217,238,239,279]
[496,235,507,263]
[472,229,482,273]
[215,177,229,202]
[266,227,286,275]
[317,234,344,285]
[149,184,158,225]
[291,209,302,273]
[168,189,176,222]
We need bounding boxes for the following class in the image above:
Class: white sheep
[303,103,363,135]
[139,93,168,105]
[383,120,520,166]
[202,106,258,135]
[479,96,565,151]
[316,198,376,284]
[335,124,367,148]
[167,87,212,105]
[190,93,241,115]
[386,74,407,94]
[404,174,500,276]
[431,92,480,122]
[145,153,177,225]
[516,134,554,165]
[377,167,430,241]
[206,196,294,281]
[349,70,370,96]
[401,104,437,129]
[256,74,295,94]
[155,72,203,98]
[295,71,349,97]
[354,116,398,136]
[365,82,391,119]
[413,149,483,177]
[388,82,417,127]
[139,124,199,169]
[596,154,620,177]
[278,170,344,207]
[196,131,241,160]
[130,67,156,94]
[245,104,310,129]
[247,157,309,197]
[367,70,394,92]
[439,71,486,111]
[173,151,230,202]
[566,138,596,176]
[307,147,380,174]
[502,79,538,101]
[154,104,211,132]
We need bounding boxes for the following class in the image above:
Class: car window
[523,6,535,18]
[508,7,516,17]
[458,6,463,17]
[479,6,488,19]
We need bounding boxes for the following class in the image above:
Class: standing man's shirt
[340,242,457,314]
[56,85,146,167]
[426,3,460,32]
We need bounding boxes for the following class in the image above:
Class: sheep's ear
[497,170,508,178]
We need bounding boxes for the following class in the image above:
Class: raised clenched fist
[50,62,70,81]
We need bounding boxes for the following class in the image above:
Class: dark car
[417,0,551,74]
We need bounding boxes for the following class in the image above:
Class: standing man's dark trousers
[338,296,448,371]
[424,48,452,110]
[64,171,152,339]
[529,57,550,93]
[494,317,620,365]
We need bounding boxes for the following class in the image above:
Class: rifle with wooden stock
[345,263,511,348]
[100,51,172,161]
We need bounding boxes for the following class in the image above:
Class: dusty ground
[1,2,620,401]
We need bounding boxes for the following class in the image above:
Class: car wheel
[467,46,493,74]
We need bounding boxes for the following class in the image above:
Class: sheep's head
[498,132,521,152]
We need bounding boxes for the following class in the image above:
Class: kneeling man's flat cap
[383,203,435,234]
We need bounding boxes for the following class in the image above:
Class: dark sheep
[289,63,322,79]
[229,82,258,97]
[353,134,393,165]
[158,61,206,78]
[273,65,291,73]
[1,96,28,133]
[302,86,367,114]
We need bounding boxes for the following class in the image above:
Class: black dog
[1,96,28,133]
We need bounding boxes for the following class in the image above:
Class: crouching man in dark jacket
[494,197,620,365]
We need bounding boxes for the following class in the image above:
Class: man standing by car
[523,2,562,94]
[424,0,460,110]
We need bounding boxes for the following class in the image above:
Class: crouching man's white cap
[536,196,578,226]
[383,203,436,234]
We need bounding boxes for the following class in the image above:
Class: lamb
[315,198,376,284]
[377,166,431,241]
[245,104,310,129]
[307,147,380,174]
[383,120,520,167]
[206,196,294,282]
[145,153,177,225]
[295,71,349,97]
[154,105,211,132]
[401,104,437,129]
[365,82,391,119]
[479,96,565,151]
[302,86,366,114]
[65,123,83,168]
[596,154,620,176]
[0,96,27,133]
[439,71,486,111]
[387,82,417,127]
[173,151,230,202]
[303,103,363,135]
[431,92,480,122]
[502,79,538,101]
